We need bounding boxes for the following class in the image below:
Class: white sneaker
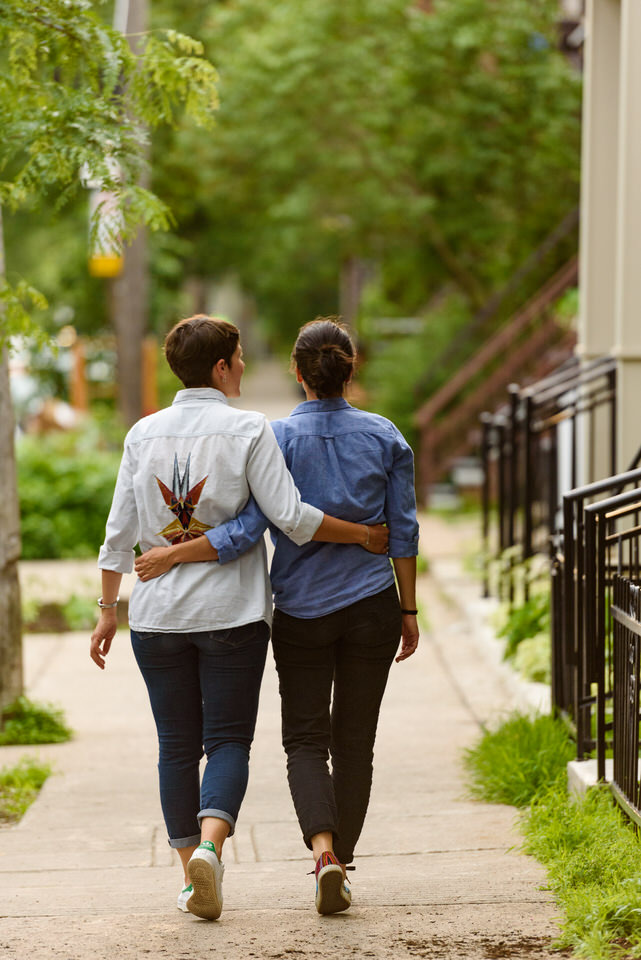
[187,842,225,920]
[177,883,193,912]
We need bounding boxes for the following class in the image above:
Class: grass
[0,697,72,745]
[525,788,641,958]
[464,713,641,959]
[463,712,574,808]
[0,756,52,822]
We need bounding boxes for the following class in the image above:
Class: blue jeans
[131,620,269,848]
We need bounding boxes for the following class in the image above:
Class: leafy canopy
[150,0,581,342]
[0,0,219,339]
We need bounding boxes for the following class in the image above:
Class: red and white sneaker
[314,851,351,915]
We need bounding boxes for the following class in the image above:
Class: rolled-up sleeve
[386,430,419,558]
[245,419,323,544]
[98,441,140,573]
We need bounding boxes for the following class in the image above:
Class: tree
[150,0,580,342]
[0,0,219,709]
[3,0,581,350]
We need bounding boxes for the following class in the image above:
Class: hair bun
[292,317,355,399]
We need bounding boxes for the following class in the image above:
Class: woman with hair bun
[136,316,420,916]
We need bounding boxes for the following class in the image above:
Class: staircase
[415,255,578,501]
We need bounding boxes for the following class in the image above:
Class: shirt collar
[172,387,228,405]
[290,397,351,416]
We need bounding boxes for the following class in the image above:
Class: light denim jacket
[98,388,322,632]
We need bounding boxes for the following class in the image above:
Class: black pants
[271,584,401,864]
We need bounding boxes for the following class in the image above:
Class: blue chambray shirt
[206,398,419,619]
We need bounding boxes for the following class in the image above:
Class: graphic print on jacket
[155,453,213,544]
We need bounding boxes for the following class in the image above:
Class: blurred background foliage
[7,0,581,341]
[8,0,582,556]
[17,428,122,559]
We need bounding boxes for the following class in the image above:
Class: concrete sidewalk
[0,517,559,960]
[0,363,559,958]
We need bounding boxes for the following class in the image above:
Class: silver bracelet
[365,527,370,547]
[97,597,119,609]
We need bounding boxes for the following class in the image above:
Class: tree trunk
[109,227,148,426]
[109,0,149,427]
[339,256,370,331]
[0,207,24,711]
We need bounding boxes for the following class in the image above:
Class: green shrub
[497,589,550,660]
[513,633,551,684]
[61,594,98,631]
[0,697,72,745]
[462,712,574,808]
[17,427,120,559]
[0,756,52,822]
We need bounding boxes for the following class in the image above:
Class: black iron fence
[480,354,641,820]
[551,475,641,775]
[612,574,641,825]
[481,355,617,602]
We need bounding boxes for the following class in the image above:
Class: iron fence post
[480,413,492,599]
[609,367,617,477]
[508,385,520,603]
[496,417,507,601]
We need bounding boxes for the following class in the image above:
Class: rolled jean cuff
[169,833,201,849]
[302,823,337,852]
[198,808,236,837]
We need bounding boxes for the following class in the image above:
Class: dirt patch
[393,935,565,959]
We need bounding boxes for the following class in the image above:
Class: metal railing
[414,207,580,403]
[551,472,641,770]
[481,356,617,602]
[612,574,641,825]
[417,257,578,500]
[479,350,641,819]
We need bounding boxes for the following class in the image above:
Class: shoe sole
[187,859,223,920]
[315,864,351,915]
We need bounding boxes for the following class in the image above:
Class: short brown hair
[164,315,239,388]
[292,317,355,398]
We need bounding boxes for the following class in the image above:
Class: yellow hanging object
[83,161,124,278]
[89,253,124,278]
